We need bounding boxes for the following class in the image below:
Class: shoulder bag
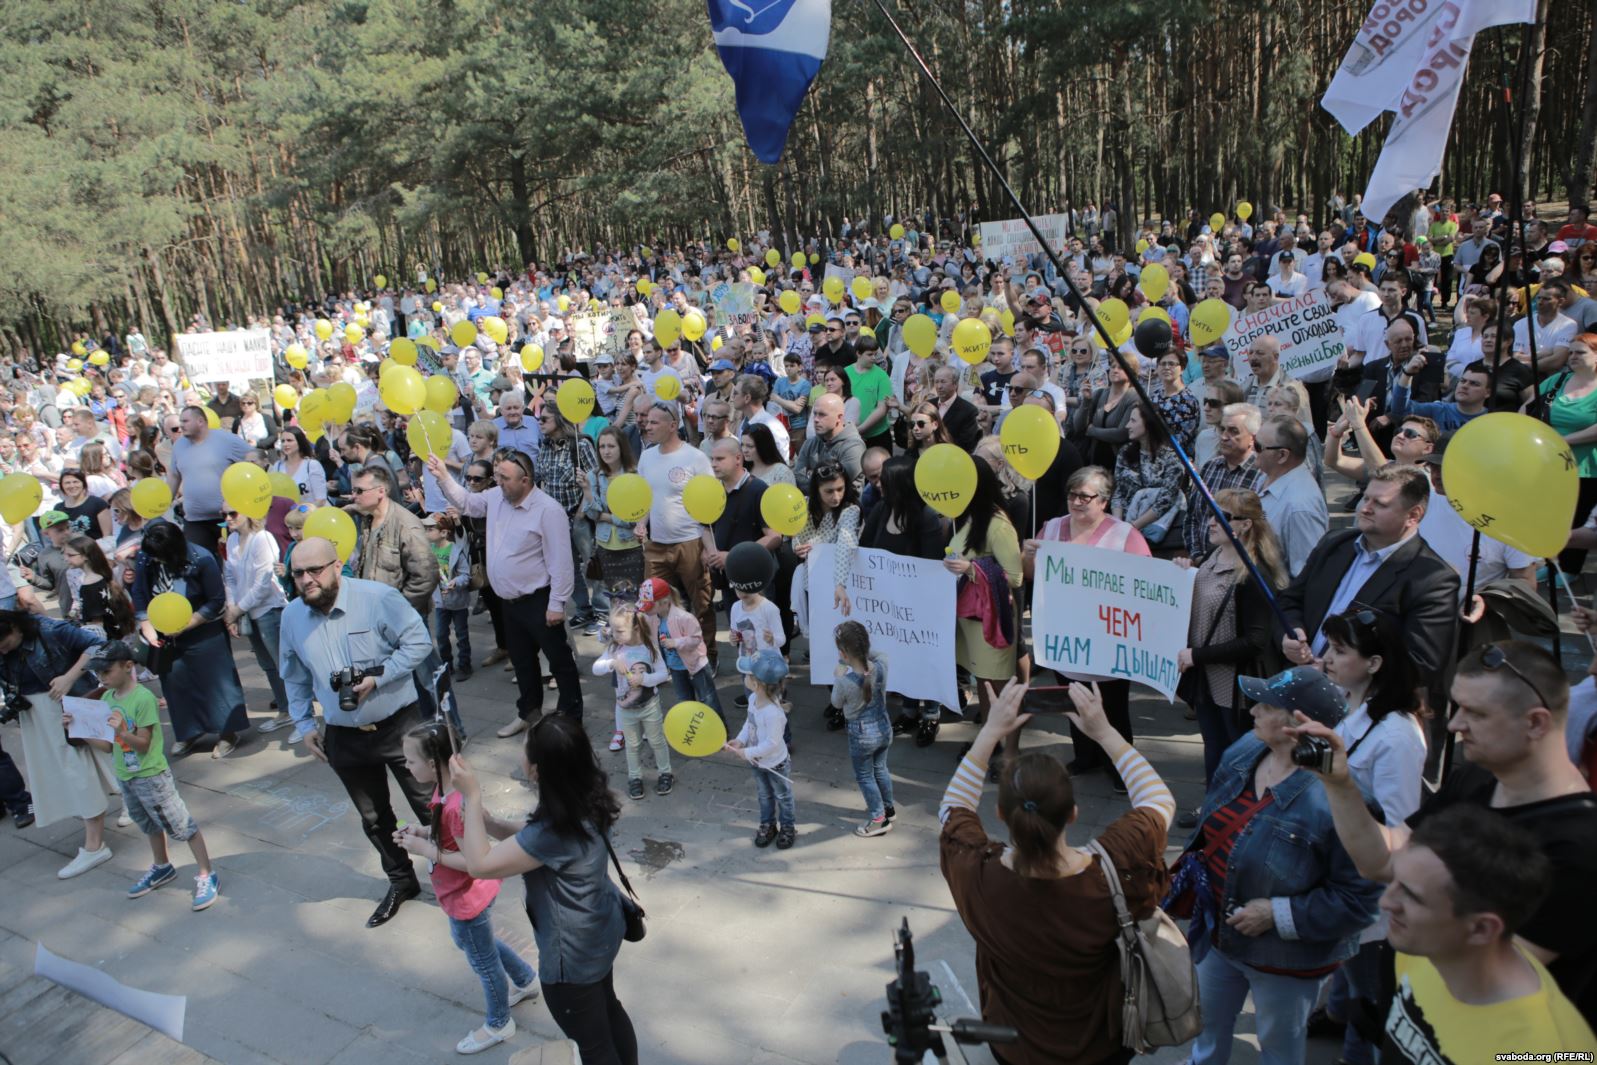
[601,832,647,943]
[1084,839,1202,1052]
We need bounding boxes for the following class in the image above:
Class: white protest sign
[1031,542,1196,700]
[712,281,758,324]
[174,329,273,386]
[36,942,186,1042]
[977,213,1070,262]
[62,695,116,743]
[1221,289,1347,383]
[807,545,958,709]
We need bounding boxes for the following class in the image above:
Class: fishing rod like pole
[865,0,1295,634]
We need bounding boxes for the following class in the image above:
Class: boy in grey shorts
[65,641,219,911]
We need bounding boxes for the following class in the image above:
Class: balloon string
[1552,562,1597,653]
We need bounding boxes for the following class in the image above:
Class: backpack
[1084,839,1202,1052]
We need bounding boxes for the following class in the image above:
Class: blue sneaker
[192,871,220,911]
[127,863,176,899]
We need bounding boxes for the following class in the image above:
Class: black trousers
[1060,675,1133,777]
[0,738,31,815]
[483,585,507,650]
[541,969,638,1065]
[182,518,223,560]
[324,702,432,889]
[503,587,583,721]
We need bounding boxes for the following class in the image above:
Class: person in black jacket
[932,365,982,452]
[1278,463,1460,722]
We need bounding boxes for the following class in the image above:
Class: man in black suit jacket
[1278,463,1460,716]
[933,364,982,452]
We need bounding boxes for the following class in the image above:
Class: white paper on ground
[34,942,187,1042]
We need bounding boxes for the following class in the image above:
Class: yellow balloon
[914,443,978,519]
[1000,309,1016,337]
[304,506,357,562]
[557,295,571,312]
[379,358,400,380]
[148,592,194,636]
[520,344,545,372]
[374,274,388,289]
[654,310,682,347]
[951,318,992,365]
[431,301,444,313]
[89,350,109,367]
[274,384,299,410]
[940,290,962,315]
[406,410,454,459]
[779,290,802,315]
[556,378,596,423]
[636,278,652,298]
[481,317,508,345]
[749,266,766,286]
[221,462,272,519]
[1209,212,1226,231]
[327,381,357,423]
[129,478,171,520]
[606,473,652,523]
[791,252,806,270]
[1096,298,1130,336]
[1188,299,1233,347]
[654,374,682,401]
[491,286,504,300]
[890,223,905,240]
[850,276,873,302]
[805,313,826,331]
[711,335,723,351]
[426,279,438,293]
[760,483,808,536]
[0,473,43,524]
[204,407,220,430]
[381,366,426,415]
[66,359,82,372]
[477,272,489,284]
[641,246,653,259]
[450,320,478,348]
[424,375,458,416]
[859,326,875,340]
[663,701,728,757]
[902,313,937,357]
[1136,238,1150,256]
[682,475,727,524]
[389,338,418,365]
[344,323,364,345]
[268,472,300,500]
[71,341,86,356]
[1441,413,1576,557]
[415,335,439,351]
[765,249,781,267]
[999,405,1061,481]
[681,311,707,343]
[727,237,741,252]
[314,318,333,341]
[809,253,818,265]
[823,276,845,302]
[298,388,329,429]
[1138,263,1170,303]
[284,343,309,369]
[1235,200,1253,221]
[1140,306,1172,328]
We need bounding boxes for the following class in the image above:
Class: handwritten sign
[712,281,758,326]
[1221,289,1347,383]
[807,545,958,709]
[175,329,273,386]
[1031,542,1196,700]
[977,213,1070,262]
[62,695,116,743]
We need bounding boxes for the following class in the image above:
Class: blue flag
[708,0,831,165]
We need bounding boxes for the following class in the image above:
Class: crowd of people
[2,191,1596,1062]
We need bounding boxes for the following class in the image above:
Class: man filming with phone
[277,536,439,929]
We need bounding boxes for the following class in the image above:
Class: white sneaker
[507,980,540,1007]
[58,845,113,880]
[116,809,133,828]
[456,1019,514,1054]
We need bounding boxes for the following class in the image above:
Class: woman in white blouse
[269,426,327,505]
[223,509,294,735]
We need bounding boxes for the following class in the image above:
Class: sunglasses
[911,418,933,429]
[291,559,338,580]
[1479,643,1555,711]
[814,463,844,481]
[1394,427,1426,440]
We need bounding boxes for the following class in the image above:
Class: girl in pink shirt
[396,722,539,1055]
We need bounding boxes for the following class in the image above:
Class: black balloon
[1133,317,1173,358]
[725,541,777,593]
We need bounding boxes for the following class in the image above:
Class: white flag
[1322,0,1537,223]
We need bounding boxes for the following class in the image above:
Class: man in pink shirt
[428,449,581,738]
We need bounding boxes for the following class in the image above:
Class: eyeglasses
[1479,643,1555,711]
[814,463,843,481]
[224,510,239,519]
[291,559,338,581]
[1394,427,1426,440]
[1067,491,1102,504]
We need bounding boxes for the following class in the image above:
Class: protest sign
[175,329,272,386]
[711,281,758,326]
[565,312,608,359]
[1031,542,1196,700]
[807,545,958,708]
[977,213,1070,262]
[600,307,636,356]
[1221,289,1347,382]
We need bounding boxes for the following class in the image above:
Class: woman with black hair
[1111,403,1187,549]
[794,461,861,628]
[740,422,795,487]
[130,521,250,757]
[270,425,328,505]
[948,460,1024,759]
[450,715,639,1065]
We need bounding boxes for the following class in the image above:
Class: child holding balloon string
[592,602,675,801]
[726,650,797,850]
[637,576,725,725]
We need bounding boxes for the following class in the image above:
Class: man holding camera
[277,536,437,928]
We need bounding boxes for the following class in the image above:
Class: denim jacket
[1177,735,1382,971]
[584,469,639,550]
[0,617,103,696]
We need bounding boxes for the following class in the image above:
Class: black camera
[0,685,31,726]
[328,667,377,712]
[1291,734,1335,775]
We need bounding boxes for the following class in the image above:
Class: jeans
[434,607,472,671]
[753,758,795,830]
[1192,687,1245,787]
[847,710,895,820]
[669,665,726,723]
[448,902,536,1030]
[618,697,671,779]
[570,518,602,616]
[542,969,639,1065]
[244,607,291,714]
[1189,947,1318,1065]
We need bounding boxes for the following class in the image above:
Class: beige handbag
[1085,839,1202,1052]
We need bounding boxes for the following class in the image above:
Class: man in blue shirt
[278,536,438,928]
[493,392,541,461]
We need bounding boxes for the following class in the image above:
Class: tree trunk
[1517,0,1550,200]
[1569,0,1597,209]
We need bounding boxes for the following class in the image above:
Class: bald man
[793,393,866,493]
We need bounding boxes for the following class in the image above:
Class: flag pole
[864,0,1294,635]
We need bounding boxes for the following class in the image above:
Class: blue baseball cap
[1237,666,1345,727]
[747,650,789,686]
